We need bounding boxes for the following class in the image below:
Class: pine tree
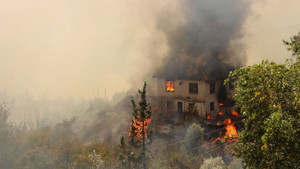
[129,82,152,169]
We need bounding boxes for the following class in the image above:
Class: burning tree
[128,82,152,169]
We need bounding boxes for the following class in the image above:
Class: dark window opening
[166,81,175,92]
[177,102,183,115]
[210,82,215,94]
[210,102,214,111]
[189,83,198,94]
[167,101,172,110]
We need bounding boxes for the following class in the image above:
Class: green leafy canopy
[226,32,300,169]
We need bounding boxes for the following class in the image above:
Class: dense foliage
[227,33,300,168]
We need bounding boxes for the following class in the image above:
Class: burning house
[147,0,249,138]
[153,76,234,121]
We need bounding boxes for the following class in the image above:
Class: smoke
[155,0,252,80]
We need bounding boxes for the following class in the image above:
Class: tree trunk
[142,119,146,169]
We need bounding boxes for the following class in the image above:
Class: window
[210,82,215,94]
[189,83,198,94]
[166,81,175,92]
[167,101,172,110]
[210,102,214,111]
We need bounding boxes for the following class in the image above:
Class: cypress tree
[128,82,152,169]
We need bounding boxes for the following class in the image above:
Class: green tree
[116,136,136,169]
[226,33,300,168]
[129,82,152,169]
[283,31,300,56]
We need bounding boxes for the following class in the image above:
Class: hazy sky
[0,0,299,99]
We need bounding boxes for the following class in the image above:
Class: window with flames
[166,81,175,92]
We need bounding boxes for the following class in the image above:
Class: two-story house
[152,78,234,120]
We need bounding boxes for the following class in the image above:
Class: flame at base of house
[211,118,238,144]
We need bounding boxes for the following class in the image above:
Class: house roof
[154,62,236,81]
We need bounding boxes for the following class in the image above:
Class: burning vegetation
[1,0,298,167]
[128,83,152,146]
[205,102,240,144]
[224,119,238,141]
[129,116,151,141]
[210,118,239,144]
[232,110,239,117]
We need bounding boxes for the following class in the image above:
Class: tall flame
[212,118,238,144]
[224,119,238,140]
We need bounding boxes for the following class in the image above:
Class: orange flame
[225,119,238,140]
[152,105,159,111]
[211,118,238,144]
[211,137,222,144]
[166,81,175,92]
[206,114,216,120]
[218,112,223,116]
[129,116,151,141]
[224,118,232,125]
[219,102,224,106]
[232,110,239,116]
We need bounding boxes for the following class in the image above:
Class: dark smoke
[155,0,251,80]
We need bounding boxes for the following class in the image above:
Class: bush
[184,123,204,154]
[200,156,225,169]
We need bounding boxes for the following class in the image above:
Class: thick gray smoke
[155,0,251,80]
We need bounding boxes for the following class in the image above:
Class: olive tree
[226,32,300,168]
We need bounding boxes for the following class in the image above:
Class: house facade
[153,78,234,119]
